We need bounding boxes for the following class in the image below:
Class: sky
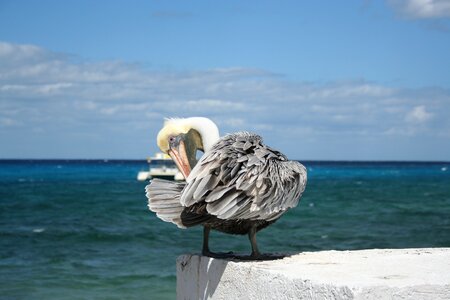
[0,0,449,160]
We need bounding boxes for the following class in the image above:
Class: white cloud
[383,127,417,136]
[405,105,433,123]
[0,41,49,61]
[388,0,450,19]
[0,117,20,127]
[305,83,393,99]
[222,118,245,128]
[186,99,247,112]
[1,41,449,159]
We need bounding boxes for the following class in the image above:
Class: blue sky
[0,0,449,160]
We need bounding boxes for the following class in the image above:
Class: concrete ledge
[177,248,450,300]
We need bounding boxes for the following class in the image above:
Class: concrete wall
[177,248,450,300]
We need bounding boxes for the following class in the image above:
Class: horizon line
[0,158,449,163]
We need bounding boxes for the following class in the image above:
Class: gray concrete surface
[177,248,450,300]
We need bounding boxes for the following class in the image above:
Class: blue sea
[1,160,449,299]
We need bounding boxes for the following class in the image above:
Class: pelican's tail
[145,178,187,228]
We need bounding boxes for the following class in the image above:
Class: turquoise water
[1,160,449,299]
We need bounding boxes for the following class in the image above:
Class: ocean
[1,160,449,299]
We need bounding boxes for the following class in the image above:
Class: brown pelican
[146,117,307,259]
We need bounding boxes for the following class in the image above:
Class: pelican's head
[156,117,220,178]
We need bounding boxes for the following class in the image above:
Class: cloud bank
[388,0,450,19]
[1,41,449,160]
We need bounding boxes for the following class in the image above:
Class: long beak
[168,139,191,179]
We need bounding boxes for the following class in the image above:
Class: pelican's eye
[168,136,177,146]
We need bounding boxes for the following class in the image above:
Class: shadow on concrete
[177,254,228,300]
[177,253,294,299]
[226,252,292,261]
[201,257,228,299]
[198,253,292,299]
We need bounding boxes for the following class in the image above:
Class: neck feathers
[164,117,220,152]
[186,117,220,152]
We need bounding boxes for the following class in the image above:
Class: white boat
[137,153,184,181]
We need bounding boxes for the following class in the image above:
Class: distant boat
[137,153,184,181]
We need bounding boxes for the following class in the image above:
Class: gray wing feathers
[180,132,307,221]
[146,178,187,228]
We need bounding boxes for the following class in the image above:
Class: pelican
[146,117,307,259]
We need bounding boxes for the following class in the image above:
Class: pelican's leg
[201,226,234,258]
[202,226,211,255]
[248,225,261,258]
[246,226,285,261]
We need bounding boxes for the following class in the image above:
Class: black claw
[202,250,235,259]
[236,253,286,261]
[202,250,285,261]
